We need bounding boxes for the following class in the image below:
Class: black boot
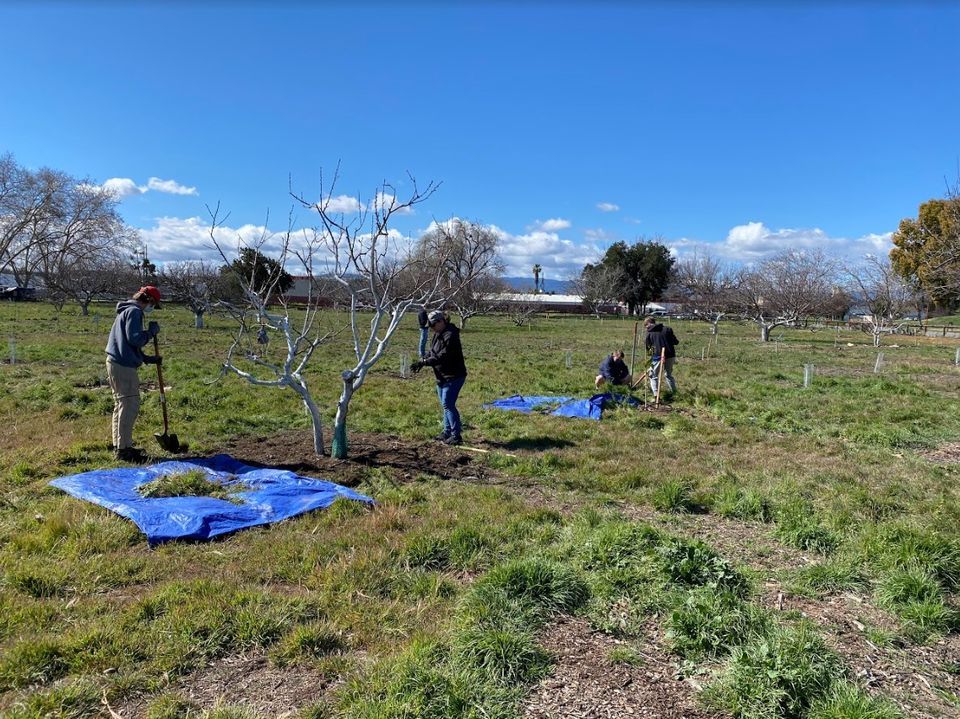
[443,434,462,446]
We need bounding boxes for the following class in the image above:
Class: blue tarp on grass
[49,454,374,544]
[484,393,640,421]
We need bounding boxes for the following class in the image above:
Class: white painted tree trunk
[288,376,325,455]
[331,374,356,459]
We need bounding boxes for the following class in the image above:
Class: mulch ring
[215,429,496,487]
[113,652,336,718]
[920,442,960,464]
[523,616,720,719]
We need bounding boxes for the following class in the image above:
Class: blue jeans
[436,376,465,437]
[418,328,429,358]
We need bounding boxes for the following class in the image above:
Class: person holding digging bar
[644,315,679,397]
[410,310,468,446]
[104,285,163,463]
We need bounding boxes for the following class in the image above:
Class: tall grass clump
[666,587,771,660]
[707,621,844,719]
[808,681,904,719]
[651,478,699,513]
[774,497,839,554]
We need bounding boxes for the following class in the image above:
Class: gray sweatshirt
[105,300,154,368]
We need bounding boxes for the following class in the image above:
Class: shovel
[152,335,183,453]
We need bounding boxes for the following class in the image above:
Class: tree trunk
[460,314,469,330]
[195,312,205,329]
[761,324,771,342]
[710,320,719,335]
[79,300,91,316]
[290,378,325,455]
[331,376,355,459]
[873,330,881,348]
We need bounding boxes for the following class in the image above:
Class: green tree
[219,247,293,302]
[890,194,960,309]
[586,238,675,315]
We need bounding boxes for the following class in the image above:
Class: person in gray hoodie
[105,286,162,462]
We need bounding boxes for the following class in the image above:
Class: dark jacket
[598,354,630,384]
[105,300,157,368]
[422,322,467,383]
[417,309,429,329]
[645,322,679,359]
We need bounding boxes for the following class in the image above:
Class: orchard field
[1,302,958,719]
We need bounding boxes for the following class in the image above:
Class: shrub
[453,628,550,685]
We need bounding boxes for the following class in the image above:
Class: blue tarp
[49,454,374,544]
[484,393,640,421]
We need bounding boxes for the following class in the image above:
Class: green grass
[138,468,248,503]
[2,304,959,715]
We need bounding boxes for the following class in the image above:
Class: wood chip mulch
[523,616,721,719]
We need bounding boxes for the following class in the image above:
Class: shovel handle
[153,335,169,434]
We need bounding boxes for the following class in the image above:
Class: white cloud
[101,176,197,199]
[597,202,620,212]
[103,178,146,199]
[321,194,364,213]
[139,216,293,265]
[537,218,572,232]
[669,221,895,264]
[146,177,198,196]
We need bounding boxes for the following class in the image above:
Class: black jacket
[423,323,467,382]
[645,323,679,359]
[598,354,630,384]
[417,309,429,329]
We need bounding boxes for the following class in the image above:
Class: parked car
[0,287,38,301]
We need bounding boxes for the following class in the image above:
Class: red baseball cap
[139,285,162,307]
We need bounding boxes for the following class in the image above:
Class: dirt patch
[216,429,494,487]
[920,442,960,464]
[114,652,335,718]
[523,616,720,719]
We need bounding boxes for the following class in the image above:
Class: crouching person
[595,349,631,390]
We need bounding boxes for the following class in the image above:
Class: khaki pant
[106,360,141,449]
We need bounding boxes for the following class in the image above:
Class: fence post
[803,364,815,388]
[400,352,409,378]
[874,352,884,373]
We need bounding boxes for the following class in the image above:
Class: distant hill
[502,276,573,294]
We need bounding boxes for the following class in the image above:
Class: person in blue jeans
[417,308,430,358]
[411,310,468,445]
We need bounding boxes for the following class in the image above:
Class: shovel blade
[154,431,182,453]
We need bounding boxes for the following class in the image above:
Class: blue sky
[2,1,958,280]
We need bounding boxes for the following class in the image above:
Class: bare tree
[572,263,624,318]
[161,260,222,328]
[505,294,544,326]
[293,170,472,459]
[846,255,915,347]
[210,208,340,456]
[414,219,506,329]
[732,250,837,341]
[672,252,736,334]
[44,246,131,315]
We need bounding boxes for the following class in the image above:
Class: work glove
[144,355,162,366]
[410,361,424,374]
[147,321,160,337]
